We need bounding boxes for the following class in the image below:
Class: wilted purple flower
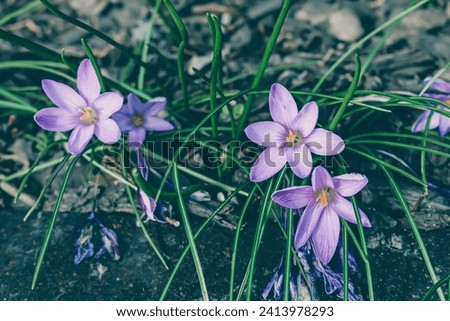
[73,220,95,264]
[412,77,450,136]
[95,224,120,261]
[135,149,167,223]
[272,166,371,264]
[74,210,120,264]
[245,83,345,182]
[112,93,174,146]
[34,59,123,154]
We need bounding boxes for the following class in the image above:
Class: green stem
[39,0,152,71]
[172,165,209,300]
[160,183,249,300]
[14,139,66,204]
[282,208,294,301]
[31,154,80,289]
[0,0,41,26]
[207,14,222,141]
[379,164,445,300]
[23,154,71,222]
[120,146,168,270]
[342,222,348,301]
[229,185,258,301]
[164,0,189,110]
[246,168,286,300]
[421,272,450,301]
[81,39,106,92]
[138,0,163,90]
[328,54,361,131]
[238,0,292,133]
[311,0,430,95]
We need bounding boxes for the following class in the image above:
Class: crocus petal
[272,186,314,209]
[111,110,134,132]
[305,128,345,156]
[291,101,319,137]
[312,207,340,264]
[312,166,334,192]
[331,194,371,227]
[269,83,298,128]
[94,119,121,144]
[143,97,167,116]
[438,115,450,136]
[411,110,440,133]
[129,127,146,145]
[332,173,368,197]
[34,107,79,131]
[77,59,101,104]
[294,201,324,249]
[424,77,450,93]
[143,116,174,132]
[42,79,86,111]
[68,124,94,155]
[93,92,124,119]
[245,121,287,147]
[249,147,287,182]
[287,145,313,179]
[127,93,144,114]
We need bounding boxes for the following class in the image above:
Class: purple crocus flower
[412,77,450,136]
[272,166,371,264]
[245,83,345,182]
[112,93,174,146]
[34,59,123,154]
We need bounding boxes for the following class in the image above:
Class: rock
[328,9,363,42]
[402,9,447,30]
[229,20,252,51]
[247,1,281,21]
[294,2,331,26]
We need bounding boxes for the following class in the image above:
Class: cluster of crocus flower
[34,59,174,224]
[412,77,450,137]
[245,83,371,265]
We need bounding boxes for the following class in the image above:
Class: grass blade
[172,165,209,300]
[328,54,361,131]
[159,182,249,300]
[23,154,72,222]
[238,0,293,133]
[378,163,445,300]
[31,154,80,289]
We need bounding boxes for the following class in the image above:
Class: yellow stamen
[131,114,144,126]
[316,189,329,206]
[79,106,97,125]
[445,99,450,105]
[286,130,296,143]
[315,188,334,207]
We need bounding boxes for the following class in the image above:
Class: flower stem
[159,182,250,300]
[379,163,445,301]
[172,165,209,300]
[137,0,163,91]
[31,154,81,289]
[246,168,286,300]
[328,54,361,131]
[229,185,258,301]
[120,147,169,270]
[237,0,292,135]
[342,223,349,301]
[282,208,294,301]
